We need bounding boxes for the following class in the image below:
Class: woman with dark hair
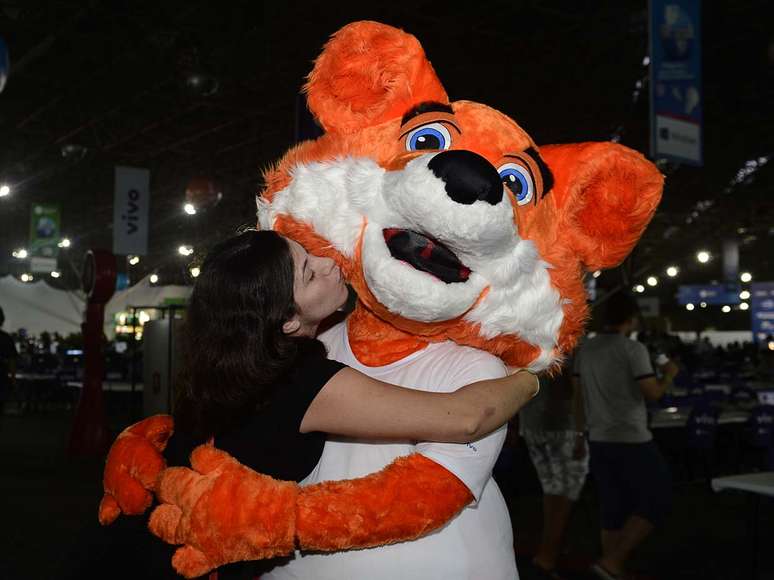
[170,229,540,465]
[108,229,538,579]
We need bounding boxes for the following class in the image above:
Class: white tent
[0,275,85,336]
[105,274,191,337]
[0,274,191,338]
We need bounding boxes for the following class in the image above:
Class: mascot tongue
[383,228,471,284]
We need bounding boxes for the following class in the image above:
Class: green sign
[29,203,61,258]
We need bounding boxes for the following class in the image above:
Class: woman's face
[286,238,349,334]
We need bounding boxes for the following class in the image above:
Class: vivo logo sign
[113,167,150,256]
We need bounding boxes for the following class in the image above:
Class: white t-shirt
[264,322,518,580]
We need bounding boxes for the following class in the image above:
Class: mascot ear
[541,142,664,271]
[305,21,448,134]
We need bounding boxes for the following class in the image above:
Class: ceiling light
[592,270,601,278]
[12,248,28,259]
[0,184,9,197]
[696,251,710,264]
[634,285,645,293]
[150,274,159,284]
[20,273,32,282]
[184,203,197,215]
[647,276,658,287]
[686,303,695,311]
[740,290,751,300]
[50,271,61,278]
[58,238,71,248]
[740,302,749,311]
[128,256,140,266]
[190,266,201,278]
[666,266,678,277]
[178,245,194,256]
[722,305,731,313]
[740,272,752,283]
[700,302,707,308]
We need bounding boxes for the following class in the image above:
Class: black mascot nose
[427,150,503,206]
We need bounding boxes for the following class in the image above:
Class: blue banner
[677,283,740,306]
[751,282,774,342]
[650,0,702,165]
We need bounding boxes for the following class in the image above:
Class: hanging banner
[649,0,702,165]
[0,35,9,94]
[751,282,774,342]
[29,203,61,262]
[113,166,150,256]
[677,283,740,306]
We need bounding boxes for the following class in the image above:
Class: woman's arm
[300,367,539,442]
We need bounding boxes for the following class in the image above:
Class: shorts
[523,430,589,501]
[589,440,672,529]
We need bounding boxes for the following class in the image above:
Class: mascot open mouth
[383,228,471,284]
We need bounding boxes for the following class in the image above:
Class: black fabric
[589,440,672,529]
[383,228,471,284]
[163,344,346,579]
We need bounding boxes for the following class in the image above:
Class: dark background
[1,0,773,331]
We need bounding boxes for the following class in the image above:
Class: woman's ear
[282,317,301,335]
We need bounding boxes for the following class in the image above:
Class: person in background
[573,292,678,580]
[0,306,19,421]
[520,357,588,580]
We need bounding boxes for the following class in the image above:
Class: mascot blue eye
[404,122,452,152]
[498,162,534,205]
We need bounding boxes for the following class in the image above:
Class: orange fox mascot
[99,21,663,578]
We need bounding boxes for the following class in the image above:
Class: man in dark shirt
[0,306,19,416]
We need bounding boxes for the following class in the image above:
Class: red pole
[68,249,116,456]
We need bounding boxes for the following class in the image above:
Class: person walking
[573,292,678,580]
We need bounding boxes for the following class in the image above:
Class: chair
[741,405,774,471]
[682,403,719,484]
[730,386,757,406]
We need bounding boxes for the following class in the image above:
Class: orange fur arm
[297,453,473,551]
[148,447,472,578]
[98,414,174,525]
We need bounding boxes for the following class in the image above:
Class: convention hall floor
[1,405,771,580]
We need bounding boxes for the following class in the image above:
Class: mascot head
[258,21,663,370]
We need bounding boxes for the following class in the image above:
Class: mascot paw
[148,444,299,576]
[99,414,174,525]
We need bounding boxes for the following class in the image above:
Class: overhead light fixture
[178,245,194,257]
[184,202,197,215]
[722,305,731,313]
[20,273,32,282]
[666,266,678,277]
[190,266,201,278]
[150,274,159,284]
[12,248,28,259]
[700,302,707,308]
[740,302,749,311]
[686,303,695,311]
[647,276,658,287]
[58,238,71,249]
[128,255,140,266]
[740,290,751,300]
[50,271,61,278]
[592,270,601,278]
[633,284,645,293]
[740,272,752,283]
[696,251,710,264]
[0,184,10,197]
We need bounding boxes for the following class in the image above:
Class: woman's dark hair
[175,229,324,441]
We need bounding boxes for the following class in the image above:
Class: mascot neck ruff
[100,21,662,579]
